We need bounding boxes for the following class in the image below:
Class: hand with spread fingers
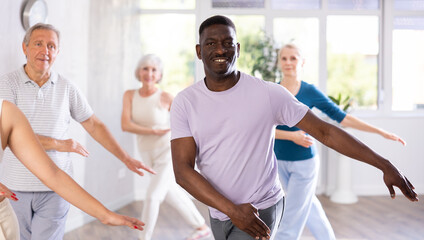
[123,157,156,176]
[57,138,90,157]
[36,135,90,157]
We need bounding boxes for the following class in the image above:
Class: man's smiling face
[196,24,240,78]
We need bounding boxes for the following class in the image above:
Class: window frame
[138,0,424,116]
[200,0,384,114]
[383,0,424,115]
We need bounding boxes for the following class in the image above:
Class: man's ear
[236,42,240,58]
[196,44,202,60]
[22,42,27,57]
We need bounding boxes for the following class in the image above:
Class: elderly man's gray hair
[23,23,60,46]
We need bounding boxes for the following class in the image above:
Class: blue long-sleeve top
[274,81,347,161]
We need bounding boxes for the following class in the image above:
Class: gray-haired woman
[121,54,211,240]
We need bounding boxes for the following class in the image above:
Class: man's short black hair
[198,15,237,36]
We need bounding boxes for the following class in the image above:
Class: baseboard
[353,184,424,196]
[325,184,424,197]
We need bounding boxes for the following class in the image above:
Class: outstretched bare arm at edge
[0,100,145,230]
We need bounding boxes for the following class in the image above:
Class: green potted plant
[328,93,353,112]
[243,33,280,82]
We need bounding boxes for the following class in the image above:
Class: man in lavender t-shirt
[170,15,418,240]
[171,69,307,218]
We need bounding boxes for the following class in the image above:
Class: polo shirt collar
[19,65,58,85]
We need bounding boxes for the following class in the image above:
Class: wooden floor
[64,195,424,240]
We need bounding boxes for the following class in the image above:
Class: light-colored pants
[210,198,284,240]
[276,156,335,240]
[10,191,70,240]
[0,198,20,240]
[139,145,205,240]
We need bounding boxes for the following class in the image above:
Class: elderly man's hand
[56,138,89,157]
[123,157,156,176]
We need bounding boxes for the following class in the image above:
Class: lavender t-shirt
[170,72,308,220]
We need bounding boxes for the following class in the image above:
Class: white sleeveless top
[131,89,171,152]
[0,99,4,162]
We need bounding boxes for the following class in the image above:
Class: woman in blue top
[274,44,406,240]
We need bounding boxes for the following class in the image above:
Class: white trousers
[0,198,20,240]
[276,156,335,240]
[138,145,205,240]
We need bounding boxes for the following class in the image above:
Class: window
[394,0,424,11]
[136,0,424,113]
[140,0,195,9]
[230,15,266,75]
[328,0,379,10]
[138,3,195,96]
[271,0,320,9]
[212,0,264,8]
[327,16,379,109]
[273,17,319,85]
[392,17,424,110]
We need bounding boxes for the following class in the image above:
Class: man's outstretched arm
[296,110,418,202]
[81,114,155,176]
[171,137,271,239]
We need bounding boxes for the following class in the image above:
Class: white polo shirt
[0,66,93,191]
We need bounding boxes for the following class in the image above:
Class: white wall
[80,0,148,230]
[1,0,423,234]
[0,1,27,74]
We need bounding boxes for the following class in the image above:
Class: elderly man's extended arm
[80,114,155,176]
[296,110,418,202]
[171,137,271,239]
